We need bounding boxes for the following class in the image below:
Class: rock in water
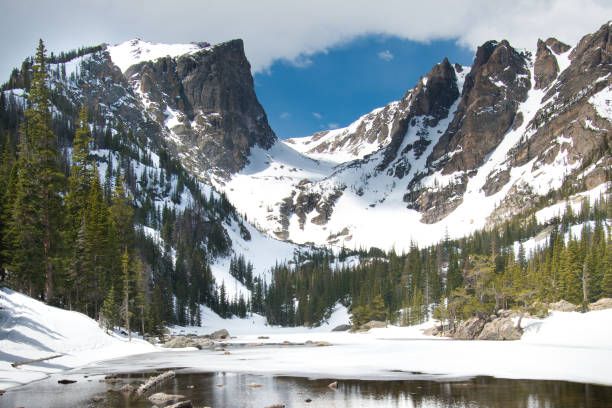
[135,370,175,397]
[57,379,77,384]
[331,324,352,332]
[148,393,186,404]
[119,384,135,394]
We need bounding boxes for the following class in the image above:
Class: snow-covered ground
[162,304,612,386]
[3,288,612,392]
[0,288,157,390]
[107,39,207,73]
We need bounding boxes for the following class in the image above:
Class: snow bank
[170,302,351,337]
[0,288,157,390]
[151,308,612,386]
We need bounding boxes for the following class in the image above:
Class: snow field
[107,39,206,73]
[0,288,157,390]
[134,305,612,387]
[3,287,612,391]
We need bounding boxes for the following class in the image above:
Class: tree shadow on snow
[0,350,68,371]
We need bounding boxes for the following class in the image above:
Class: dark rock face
[380,58,459,170]
[274,184,344,239]
[507,22,612,194]
[125,39,276,177]
[534,39,560,90]
[534,38,571,90]
[402,40,531,223]
[431,40,530,174]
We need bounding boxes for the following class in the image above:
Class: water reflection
[2,372,611,408]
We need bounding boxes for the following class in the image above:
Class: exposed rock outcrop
[588,298,612,311]
[533,38,570,90]
[548,300,579,312]
[122,39,276,178]
[452,316,487,340]
[210,329,230,339]
[477,317,522,340]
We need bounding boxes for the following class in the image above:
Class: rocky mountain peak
[534,39,562,90]
[115,38,276,178]
[412,57,459,119]
[379,58,460,170]
[430,39,530,174]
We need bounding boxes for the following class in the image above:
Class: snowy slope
[107,39,207,73]
[100,308,612,387]
[284,101,401,164]
[218,37,612,252]
[170,302,350,337]
[0,288,157,390]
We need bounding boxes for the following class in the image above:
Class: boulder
[496,309,521,319]
[452,317,486,340]
[148,393,185,404]
[210,329,230,339]
[163,336,196,348]
[477,317,522,340]
[588,298,612,311]
[360,320,387,330]
[314,341,332,347]
[331,324,352,332]
[247,382,262,388]
[119,384,135,394]
[549,300,579,312]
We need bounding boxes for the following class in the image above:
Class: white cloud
[313,112,323,119]
[378,50,394,62]
[280,112,291,119]
[328,123,339,129]
[2,0,611,80]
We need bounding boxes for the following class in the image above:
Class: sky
[254,36,473,139]
[1,1,610,139]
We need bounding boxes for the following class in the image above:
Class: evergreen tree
[120,248,132,341]
[101,284,119,333]
[6,40,66,301]
[66,106,92,243]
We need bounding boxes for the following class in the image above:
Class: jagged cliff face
[6,26,609,252]
[18,39,277,182]
[120,39,276,178]
[219,22,612,250]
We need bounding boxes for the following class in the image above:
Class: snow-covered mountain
[3,23,611,257]
[1,37,298,300]
[216,23,612,251]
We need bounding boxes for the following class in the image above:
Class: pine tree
[101,285,118,333]
[110,173,133,254]
[66,106,92,243]
[7,40,66,301]
[120,248,132,341]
